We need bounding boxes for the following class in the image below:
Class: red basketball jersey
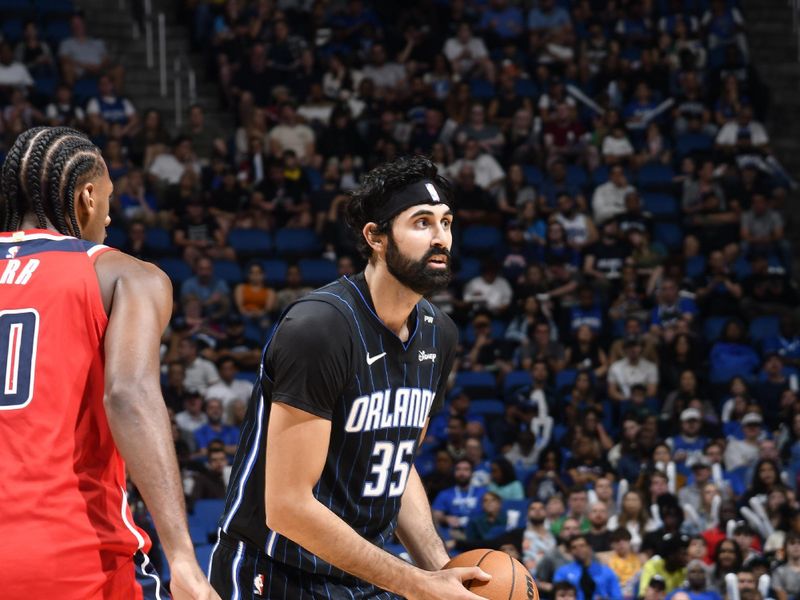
[0,229,152,599]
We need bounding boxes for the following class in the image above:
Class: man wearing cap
[608,335,659,402]
[678,455,719,514]
[667,408,709,475]
[724,413,764,471]
[639,534,690,596]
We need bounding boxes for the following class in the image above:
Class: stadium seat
[454,371,497,397]
[1,18,24,43]
[703,316,729,343]
[72,77,99,105]
[0,0,33,18]
[469,399,506,416]
[642,193,679,219]
[676,133,713,158]
[685,255,706,280]
[566,164,588,189]
[555,368,578,391]
[749,315,780,345]
[33,75,58,99]
[454,256,481,283]
[104,226,126,249]
[260,258,288,286]
[156,258,193,285]
[462,319,506,346]
[212,259,243,286]
[653,222,683,251]
[514,78,539,98]
[143,227,173,255]
[469,78,495,100]
[523,165,544,186]
[34,0,74,15]
[503,370,533,398]
[298,258,338,286]
[304,167,322,191]
[227,228,271,258]
[459,225,503,257]
[637,163,675,190]
[274,228,320,257]
[44,19,71,46]
[194,544,215,573]
[238,371,259,384]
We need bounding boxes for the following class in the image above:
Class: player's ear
[74,181,94,232]
[362,222,384,253]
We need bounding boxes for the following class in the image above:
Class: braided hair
[1,126,104,237]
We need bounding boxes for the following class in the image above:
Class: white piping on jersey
[207,528,222,577]
[86,244,110,257]
[119,486,165,599]
[266,530,278,558]
[0,232,74,242]
[222,390,266,532]
[231,541,245,600]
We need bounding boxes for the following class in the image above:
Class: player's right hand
[169,557,222,600]
[407,566,491,600]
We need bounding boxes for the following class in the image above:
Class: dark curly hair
[343,155,454,260]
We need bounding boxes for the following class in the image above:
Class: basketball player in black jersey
[209,156,490,598]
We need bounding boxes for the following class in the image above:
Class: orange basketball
[444,549,539,600]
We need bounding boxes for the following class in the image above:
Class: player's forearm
[104,384,195,562]
[267,493,430,597]
[396,468,450,570]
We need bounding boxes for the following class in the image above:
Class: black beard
[385,234,452,297]
[529,517,545,526]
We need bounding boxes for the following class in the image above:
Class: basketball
[444,549,539,600]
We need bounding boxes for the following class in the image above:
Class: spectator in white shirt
[174,391,209,440]
[268,103,316,165]
[592,164,635,224]
[58,12,116,86]
[724,412,764,471]
[447,138,506,194]
[148,136,202,187]
[0,41,33,91]
[602,126,635,165]
[204,357,253,420]
[361,43,406,95]
[179,338,220,395]
[463,260,514,316]
[443,22,495,83]
[608,335,659,401]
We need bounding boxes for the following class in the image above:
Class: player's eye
[442,218,452,229]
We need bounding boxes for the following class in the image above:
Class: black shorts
[208,532,402,599]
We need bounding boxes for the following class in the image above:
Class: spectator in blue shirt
[528,0,571,33]
[479,0,525,46]
[432,458,487,532]
[193,398,241,459]
[666,560,722,600]
[555,534,624,600]
[180,256,231,319]
[650,277,698,343]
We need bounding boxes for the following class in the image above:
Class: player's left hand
[169,556,222,600]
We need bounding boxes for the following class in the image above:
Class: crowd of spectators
[3,0,800,597]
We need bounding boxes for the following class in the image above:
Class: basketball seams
[466,550,495,591]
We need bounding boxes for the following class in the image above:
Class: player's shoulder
[278,295,353,342]
[94,249,172,296]
[419,299,458,341]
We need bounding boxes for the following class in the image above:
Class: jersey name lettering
[344,387,434,433]
[0,259,40,285]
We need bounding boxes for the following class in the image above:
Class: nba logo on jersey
[253,574,264,595]
[425,183,440,202]
[5,246,19,259]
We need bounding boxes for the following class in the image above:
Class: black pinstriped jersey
[218,272,458,583]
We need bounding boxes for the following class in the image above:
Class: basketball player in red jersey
[0,127,219,599]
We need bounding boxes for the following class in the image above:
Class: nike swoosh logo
[366,352,387,366]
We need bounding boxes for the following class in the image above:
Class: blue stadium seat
[34,0,74,15]
[676,133,713,158]
[0,0,33,17]
[566,164,588,189]
[304,166,322,191]
[143,227,173,254]
[194,544,215,573]
[637,163,675,190]
[104,226,126,249]
[212,259,243,286]
[454,371,497,397]
[2,18,24,43]
[642,193,679,219]
[523,165,544,186]
[749,315,780,345]
[298,258,338,286]
[72,77,99,105]
[191,498,225,529]
[462,319,506,346]
[227,228,271,257]
[238,371,258,384]
[157,258,193,285]
[555,368,578,391]
[455,256,481,283]
[274,228,320,257]
[514,78,539,98]
[469,78,495,100]
[260,258,288,286]
[469,399,505,416]
[653,222,683,251]
[460,225,503,256]
[703,316,729,343]
[33,75,57,98]
[503,370,533,397]
[44,19,71,45]
[685,255,706,280]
